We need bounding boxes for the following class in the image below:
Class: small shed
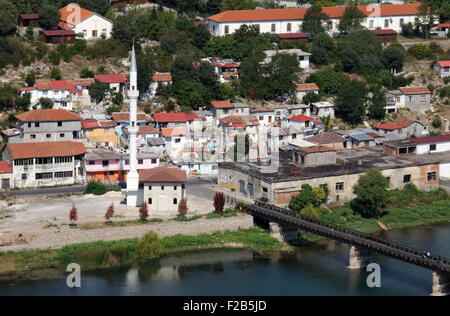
[18,14,39,27]
[276,33,310,44]
[348,134,376,148]
[372,29,397,44]
[41,30,76,44]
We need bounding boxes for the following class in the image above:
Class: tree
[382,45,406,72]
[50,67,62,80]
[300,204,319,219]
[0,0,18,36]
[302,92,320,105]
[338,4,365,34]
[214,192,225,214]
[178,198,188,217]
[25,72,36,87]
[69,204,78,226]
[417,0,441,39]
[15,93,31,112]
[193,24,211,49]
[136,49,155,95]
[80,67,94,78]
[335,79,368,125]
[289,184,318,212]
[89,79,108,103]
[306,69,342,95]
[367,90,386,121]
[137,231,163,260]
[139,202,149,221]
[39,4,61,30]
[266,53,301,97]
[112,91,123,106]
[39,97,53,109]
[351,169,389,218]
[221,0,257,11]
[171,53,197,83]
[301,6,331,37]
[105,203,115,223]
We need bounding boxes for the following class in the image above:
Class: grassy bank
[0,228,283,277]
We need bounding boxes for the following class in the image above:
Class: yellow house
[82,120,119,150]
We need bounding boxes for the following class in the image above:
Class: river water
[0,223,448,296]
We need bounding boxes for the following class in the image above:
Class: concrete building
[59,4,113,40]
[149,73,172,98]
[295,83,319,102]
[305,132,349,150]
[207,4,422,36]
[0,161,13,190]
[82,120,119,150]
[112,112,149,127]
[290,145,337,167]
[218,147,445,206]
[410,135,450,155]
[2,141,86,188]
[263,49,311,70]
[269,126,301,146]
[375,118,429,138]
[385,86,431,113]
[434,60,450,78]
[383,139,417,156]
[311,101,334,118]
[95,74,128,95]
[85,149,159,184]
[211,58,240,83]
[162,127,188,161]
[283,114,317,139]
[210,100,236,119]
[152,112,205,131]
[13,109,82,143]
[138,167,187,214]
[251,107,275,127]
[347,134,376,148]
[122,126,160,148]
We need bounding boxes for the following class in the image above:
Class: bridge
[244,201,450,296]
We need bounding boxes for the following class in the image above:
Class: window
[35,122,40,128]
[88,161,95,165]
[55,171,73,178]
[55,157,73,163]
[279,135,283,141]
[58,121,62,127]
[92,30,97,37]
[225,25,229,34]
[148,198,152,204]
[430,144,437,151]
[138,159,143,165]
[30,134,36,139]
[173,198,177,205]
[400,18,404,25]
[287,23,292,32]
[161,186,164,190]
[181,184,185,189]
[292,134,297,139]
[125,160,129,165]
[36,157,52,165]
[35,172,53,179]
[335,182,344,191]
[403,174,411,183]
[151,159,157,164]
[83,30,87,37]
[60,133,64,138]
[22,174,27,180]
[148,186,152,190]
[15,159,34,166]
[262,187,268,193]
[428,172,437,181]
[271,24,276,33]
[102,29,107,35]
[369,20,374,29]
[102,160,109,167]
[259,116,263,121]
[174,185,177,190]
[46,134,51,138]
[27,123,31,128]
[384,19,389,27]
[175,138,181,143]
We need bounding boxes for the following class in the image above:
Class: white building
[162,127,188,161]
[283,114,318,139]
[149,73,172,98]
[263,49,311,70]
[311,101,335,118]
[59,4,113,40]
[207,4,421,36]
[295,83,319,102]
[251,107,275,127]
[411,135,450,155]
[385,86,431,113]
[434,61,450,78]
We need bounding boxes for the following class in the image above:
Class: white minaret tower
[126,44,140,207]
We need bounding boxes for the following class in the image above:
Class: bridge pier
[269,222,298,243]
[431,271,449,296]
[348,246,372,270]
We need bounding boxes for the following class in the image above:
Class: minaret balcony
[128,90,139,99]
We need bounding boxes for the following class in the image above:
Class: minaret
[126,44,140,207]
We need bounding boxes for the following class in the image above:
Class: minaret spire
[126,41,140,207]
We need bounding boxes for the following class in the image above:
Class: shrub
[178,198,188,217]
[84,180,108,195]
[80,67,94,78]
[139,202,149,221]
[105,203,115,222]
[69,204,78,223]
[300,204,319,219]
[407,44,431,60]
[432,116,442,129]
[213,192,225,214]
[137,232,163,260]
[50,67,62,80]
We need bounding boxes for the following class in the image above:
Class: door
[1,179,10,190]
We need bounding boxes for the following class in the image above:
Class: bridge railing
[250,201,450,266]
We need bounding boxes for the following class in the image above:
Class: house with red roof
[206,4,421,37]
[0,161,13,189]
[152,112,205,131]
[295,83,319,101]
[210,100,236,119]
[210,57,240,83]
[284,114,317,139]
[18,14,39,28]
[82,120,120,150]
[59,3,112,39]
[385,86,431,113]
[94,74,128,95]
[410,134,450,155]
[434,61,450,78]
[149,73,172,97]
[374,117,429,139]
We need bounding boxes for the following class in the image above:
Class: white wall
[439,162,450,179]
[75,15,112,40]
[416,141,450,155]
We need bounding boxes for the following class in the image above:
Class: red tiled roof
[295,145,335,153]
[19,87,36,92]
[0,161,12,174]
[19,14,39,20]
[7,142,86,160]
[437,61,450,68]
[399,86,431,95]
[375,123,404,130]
[82,120,100,129]
[410,134,450,145]
[277,32,309,39]
[95,74,128,84]
[162,127,186,138]
[290,115,314,122]
[98,120,116,128]
[112,113,148,122]
[42,30,76,37]
[153,112,189,123]
[392,117,414,127]
[437,23,450,28]
[152,73,172,82]
[211,100,235,109]
[296,83,319,91]
[139,167,187,183]
[372,29,397,35]
[16,109,82,122]
[124,126,160,135]
[305,132,347,144]
[59,4,95,29]
[219,115,259,127]
[208,4,421,22]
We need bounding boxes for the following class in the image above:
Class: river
[0,223,448,296]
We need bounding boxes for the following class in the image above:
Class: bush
[137,232,163,260]
[300,204,319,219]
[213,192,225,214]
[432,116,442,129]
[407,44,431,60]
[139,202,149,221]
[84,180,108,195]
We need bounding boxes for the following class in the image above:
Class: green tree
[417,0,441,39]
[39,4,61,30]
[137,231,163,259]
[25,71,36,87]
[382,45,406,72]
[80,67,94,78]
[89,79,108,103]
[192,24,211,49]
[112,91,123,106]
[306,68,342,95]
[15,92,31,112]
[136,49,155,95]
[301,6,331,37]
[171,53,198,83]
[302,92,321,105]
[300,204,319,219]
[50,67,62,80]
[338,4,365,34]
[48,51,60,66]
[39,97,53,109]
[335,79,368,125]
[367,89,386,121]
[289,184,319,212]
[351,169,389,218]
[221,0,257,11]
[266,53,301,97]
[0,0,18,36]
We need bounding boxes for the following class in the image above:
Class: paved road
[10,185,87,197]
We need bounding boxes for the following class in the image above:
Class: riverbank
[0,228,285,278]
